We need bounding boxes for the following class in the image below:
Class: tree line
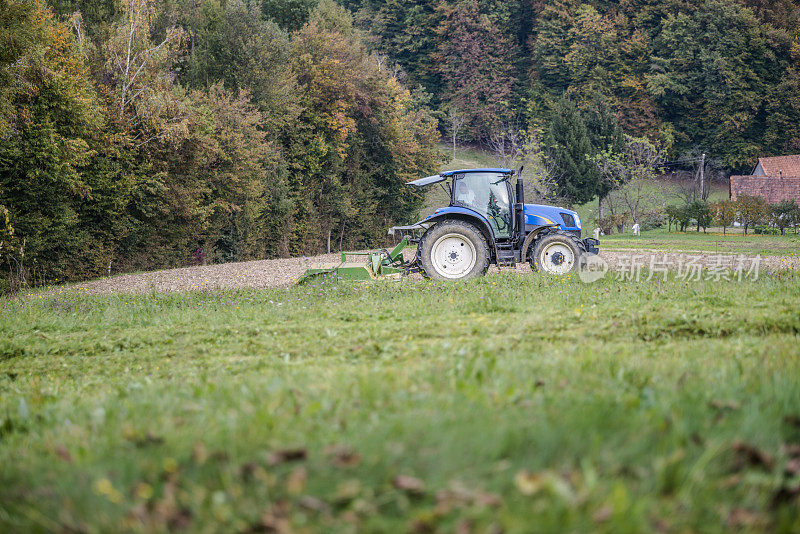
[0,0,441,291]
[348,0,800,208]
[666,197,800,235]
[3,0,800,291]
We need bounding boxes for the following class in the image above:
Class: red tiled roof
[756,155,800,177]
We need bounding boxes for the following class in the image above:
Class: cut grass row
[1,271,799,532]
[599,227,800,257]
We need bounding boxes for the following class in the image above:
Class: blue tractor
[391,168,599,280]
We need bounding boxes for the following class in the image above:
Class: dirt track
[55,247,799,296]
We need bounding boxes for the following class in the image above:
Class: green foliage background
[2,0,800,287]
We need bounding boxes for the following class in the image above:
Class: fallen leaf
[135,482,153,500]
[393,475,426,495]
[514,469,575,502]
[258,501,291,534]
[192,442,208,464]
[514,470,544,496]
[286,466,307,495]
[727,508,764,528]
[781,443,800,458]
[435,482,502,514]
[334,479,361,502]
[298,495,330,514]
[324,444,361,468]
[268,448,307,466]
[732,441,774,471]
[593,506,612,523]
[55,445,72,463]
[709,399,740,411]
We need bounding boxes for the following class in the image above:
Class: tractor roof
[406,168,513,188]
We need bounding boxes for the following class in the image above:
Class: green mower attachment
[297,237,411,284]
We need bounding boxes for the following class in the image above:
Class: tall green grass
[2,272,799,532]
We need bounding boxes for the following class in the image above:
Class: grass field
[2,271,800,532]
[599,228,800,258]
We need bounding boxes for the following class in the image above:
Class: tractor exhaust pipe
[515,174,525,240]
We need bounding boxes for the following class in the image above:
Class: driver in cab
[455,181,477,208]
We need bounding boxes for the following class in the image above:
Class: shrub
[711,200,736,235]
[769,200,799,236]
[640,209,665,231]
[686,201,712,232]
[666,205,691,232]
[735,195,768,235]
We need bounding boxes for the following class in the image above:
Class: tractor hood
[524,204,581,230]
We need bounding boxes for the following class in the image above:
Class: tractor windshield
[452,172,512,237]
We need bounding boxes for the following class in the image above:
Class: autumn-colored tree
[434,0,516,141]
[735,194,768,235]
[0,0,114,283]
[287,0,440,254]
[105,0,188,142]
[712,199,737,234]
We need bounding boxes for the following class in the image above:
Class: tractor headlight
[574,213,581,229]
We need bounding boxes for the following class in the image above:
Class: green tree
[262,0,318,31]
[545,97,601,204]
[647,0,799,170]
[687,200,711,232]
[351,0,443,100]
[584,99,624,218]
[179,0,298,131]
[770,199,799,235]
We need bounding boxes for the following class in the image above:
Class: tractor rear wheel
[418,220,489,281]
[530,231,584,275]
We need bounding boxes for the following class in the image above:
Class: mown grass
[600,227,800,258]
[2,271,800,532]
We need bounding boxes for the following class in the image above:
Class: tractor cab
[405,168,519,241]
[450,171,513,238]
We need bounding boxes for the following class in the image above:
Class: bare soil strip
[55,249,798,295]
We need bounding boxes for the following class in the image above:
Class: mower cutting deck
[297,237,414,283]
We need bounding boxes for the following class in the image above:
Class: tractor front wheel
[530,232,584,275]
[418,220,489,281]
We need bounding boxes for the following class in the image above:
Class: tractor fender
[521,224,559,260]
[418,207,496,247]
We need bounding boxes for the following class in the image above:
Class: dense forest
[2,0,800,288]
